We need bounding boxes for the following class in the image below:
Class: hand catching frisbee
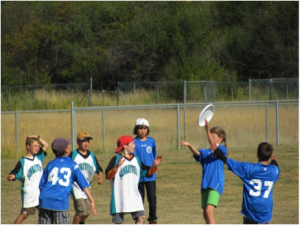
[198,104,215,126]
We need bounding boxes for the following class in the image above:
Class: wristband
[37,135,40,139]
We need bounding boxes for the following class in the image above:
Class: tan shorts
[73,198,92,216]
[20,206,38,215]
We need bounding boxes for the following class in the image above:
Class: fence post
[117,83,119,106]
[265,103,268,143]
[276,100,279,146]
[203,82,207,103]
[157,83,159,104]
[102,109,105,152]
[183,81,186,104]
[249,79,251,101]
[184,104,186,141]
[134,82,136,105]
[269,78,273,100]
[89,77,93,107]
[177,104,180,150]
[26,87,28,110]
[15,111,18,158]
[71,101,76,148]
[9,87,11,111]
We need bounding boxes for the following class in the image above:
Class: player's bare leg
[135,215,145,224]
[204,205,216,224]
[14,214,28,224]
[73,215,89,224]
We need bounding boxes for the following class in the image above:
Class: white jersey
[9,149,46,208]
[107,154,149,214]
[70,149,103,199]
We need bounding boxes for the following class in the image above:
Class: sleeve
[39,166,48,190]
[73,164,89,190]
[226,158,249,179]
[193,150,203,162]
[36,147,47,161]
[105,156,117,179]
[92,153,103,173]
[9,161,23,181]
[214,148,228,164]
[140,161,154,178]
[153,139,157,158]
[270,160,279,167]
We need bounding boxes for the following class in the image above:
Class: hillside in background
[1,1,298,89]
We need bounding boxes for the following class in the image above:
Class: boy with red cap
[38,137,96,224]
[105,135,163,224]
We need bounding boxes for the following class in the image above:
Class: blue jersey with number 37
[39,156,89,211]
[226,158,280,223]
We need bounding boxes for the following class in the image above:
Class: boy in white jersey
[105,135,163,224]
[7,135,48,224]
[70,131,103,224]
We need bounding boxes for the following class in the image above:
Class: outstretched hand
[153,156,163,167]
[180,140,191,147]
[271,155,276,160]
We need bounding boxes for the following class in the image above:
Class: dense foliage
[1,1,298,89]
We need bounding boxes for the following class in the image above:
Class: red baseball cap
[115,135,134,153]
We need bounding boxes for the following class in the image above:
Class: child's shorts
[243,216,270,224]
[38,208,69,224]
[112,211,145,223]
[20,206,38,215]
[73,198,92,216]
[201,188,220,208]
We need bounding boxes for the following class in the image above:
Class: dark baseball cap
[51,137,72,154]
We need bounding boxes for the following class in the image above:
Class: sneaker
[149,220,157,224]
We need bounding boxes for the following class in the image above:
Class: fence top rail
[73,99,298,111]
[2,83,89,89]
[1,109,71,114]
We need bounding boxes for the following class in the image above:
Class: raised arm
[180,141,200,156]
[205,119,215,147]
[105,156,125,180]
[270,155,279,167]
[27,135,48,152]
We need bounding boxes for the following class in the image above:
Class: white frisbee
[198,104,215,126]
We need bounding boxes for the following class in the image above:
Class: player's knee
[136,215,145,224]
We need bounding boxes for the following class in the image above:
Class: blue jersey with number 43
[39,156,89,211]
[226,158,280,223]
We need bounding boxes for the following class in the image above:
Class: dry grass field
[1,145,298,224]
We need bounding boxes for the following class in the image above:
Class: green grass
[1,146,298,224]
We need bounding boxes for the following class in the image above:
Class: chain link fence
[118,78,299,105]
[2,100,298,159]
[1,83,90,111]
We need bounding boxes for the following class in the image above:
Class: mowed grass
[1,145,298,224]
